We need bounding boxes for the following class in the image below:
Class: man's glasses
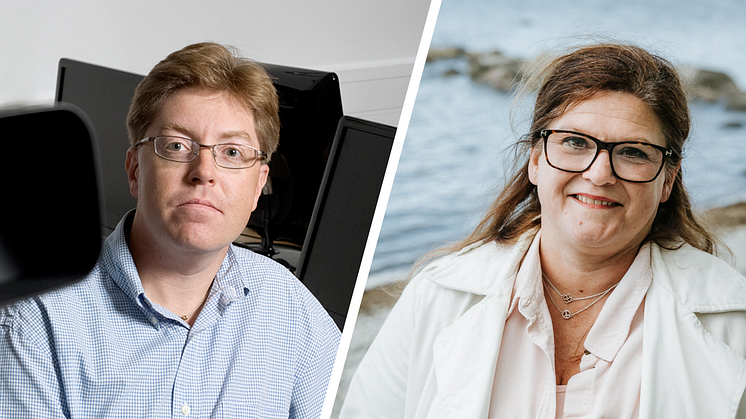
[540,129,674,183]
[135,136,267,169]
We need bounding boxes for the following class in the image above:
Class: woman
[340,44,746,418]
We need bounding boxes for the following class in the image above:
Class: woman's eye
[562,136,590,149]
[618,146,650,160]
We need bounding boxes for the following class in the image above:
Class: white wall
[0,0,431,126]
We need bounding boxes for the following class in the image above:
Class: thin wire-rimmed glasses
[135,136,267,169]
[540,129,674,183]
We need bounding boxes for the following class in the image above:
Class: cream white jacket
[340,235,746,419]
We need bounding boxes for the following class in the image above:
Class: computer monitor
[247,64,343,254]
[55,58,342,244]
[295,116,396,330]
[55,59,141,235]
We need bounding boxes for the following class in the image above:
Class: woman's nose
[582,150,617,186]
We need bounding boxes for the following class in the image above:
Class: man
[0,43,340,418]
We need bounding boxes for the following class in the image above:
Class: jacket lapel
[431,289,513,419]
[641,244,746,418]
[426,238,532,419]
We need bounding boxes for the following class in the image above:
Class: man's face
[126,87,269,255]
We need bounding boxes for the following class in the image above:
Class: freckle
[579,290,584,293]
[578,221,583,226]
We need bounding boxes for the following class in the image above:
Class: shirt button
[524,300,532,308]
[181,404,191,415]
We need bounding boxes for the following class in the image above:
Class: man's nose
[188,146,217,184]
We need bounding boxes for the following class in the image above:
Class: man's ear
[660,161,680,203]
[251,164,270,212]
[125,147,139,199]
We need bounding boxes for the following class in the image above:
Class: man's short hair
[126,42,280,160]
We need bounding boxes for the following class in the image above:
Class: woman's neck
[538,231,640,295]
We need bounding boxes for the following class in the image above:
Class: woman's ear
[660,161,680,203]
[528,145,542,186]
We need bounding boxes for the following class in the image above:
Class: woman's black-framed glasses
[540,129,674,183]
[135,136,267,169]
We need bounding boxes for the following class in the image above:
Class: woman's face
[528,90,677,258]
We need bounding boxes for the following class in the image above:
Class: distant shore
[427,46,746,113]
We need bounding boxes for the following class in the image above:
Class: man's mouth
[181,199,221,212]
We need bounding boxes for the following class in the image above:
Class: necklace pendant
[561,310,572,320]
[180,315,188,321]
[562,294,573,304]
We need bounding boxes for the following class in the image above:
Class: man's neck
[126,214,228,323]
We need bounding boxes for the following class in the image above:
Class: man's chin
[168,226,234,255]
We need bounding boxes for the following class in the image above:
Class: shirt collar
[584,243,652,362]
[212,245,251,310]
[508,230,544,319]
[103,211,147,305]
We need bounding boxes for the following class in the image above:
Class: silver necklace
[542,274,620,320]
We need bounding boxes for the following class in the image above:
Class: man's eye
[220,145,246,160]
[161,138,192,152]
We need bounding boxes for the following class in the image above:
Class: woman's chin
[567,224,627,251]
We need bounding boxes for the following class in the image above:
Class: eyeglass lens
[545,131,665,182]
[153,136,260,169]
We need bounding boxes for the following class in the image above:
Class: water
[367,0,746,287]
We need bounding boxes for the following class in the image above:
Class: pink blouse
[488,232,652,418]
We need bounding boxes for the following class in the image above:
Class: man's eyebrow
[221,131,254,142]
[160,122,195,137]
[159,124,253,143]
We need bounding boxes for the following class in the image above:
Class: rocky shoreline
[427,46,746,113]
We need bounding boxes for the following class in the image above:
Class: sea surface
[367,0,746,287]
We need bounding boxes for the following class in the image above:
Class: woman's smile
[572,193,621,208]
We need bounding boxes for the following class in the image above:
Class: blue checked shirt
[0,214,340,418]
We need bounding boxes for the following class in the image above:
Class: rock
[684,67,740,102]
[727,91,746,111]
[467,51,525,92]
[704,201,746,229]
[427,46,467,62]
[443,68,461,77]
[722,120,745,129]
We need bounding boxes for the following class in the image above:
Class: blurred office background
[0,0,431,127]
